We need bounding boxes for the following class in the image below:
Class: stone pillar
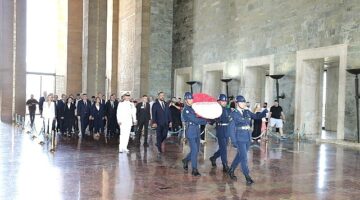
[67,0,83,95]
[0,0,26,123]
[139,0,150,97]
[325,64,339,131]
[148,0,172,97]
[14,0,27,119]
[300,59,324,136]
[118,0,150,98]
[0,0,14,123]
[109,0,119,97]
[85,0,107,96]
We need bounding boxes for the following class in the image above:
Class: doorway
[299,58,339,137]
[241,55,275,107]
[203,70,224,98]
[322,57,339,139]
[244,65,271,106]
[26,73,55,114]
[294,44,347,140]
[174,67,192,99]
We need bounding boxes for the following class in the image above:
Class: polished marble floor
[0,121,359,200]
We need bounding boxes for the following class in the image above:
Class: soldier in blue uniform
[228,95,268,185]
[181,92,208,176]
[209,94,231,172]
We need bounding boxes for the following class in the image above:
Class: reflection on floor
[321,130,337,140]
[0,121,359,200]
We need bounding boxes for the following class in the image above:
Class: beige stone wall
[118,0,136,96]
[67,0,83,95]
[117,0,150,98]
[0,0,26,123]
[110,0,119,96]
[86,0,107,96]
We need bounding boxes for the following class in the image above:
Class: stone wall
[172,0,194,70]
[173,0,360,139]
[148,0,173,98]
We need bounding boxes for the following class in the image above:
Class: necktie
[85,101,87,107]
[143,103,146,109]
[111,101,114,108]
[161,101,164,110]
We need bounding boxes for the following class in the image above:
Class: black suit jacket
[64,103,76,120]
[77,100,91,118]
[39,96,45,109]
[105,100,118,119]
[57,100,66,118]
[152,100,172,126]
[136,102,151,122]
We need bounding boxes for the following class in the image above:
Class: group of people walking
[181,92,285,185]
[26,90,285,185]
[25,91,184,150]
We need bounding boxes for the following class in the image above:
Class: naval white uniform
[117,100,137,152]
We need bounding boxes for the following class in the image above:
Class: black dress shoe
[222,164,229,173]
[227,168,237,181]
[192,168,201,176]
[245,175,254,185]
[182,158,189,171]
[209,156,216,167]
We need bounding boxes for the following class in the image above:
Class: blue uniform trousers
[230,141,250,176]
[212,135,228,165]
[185,136,200,169]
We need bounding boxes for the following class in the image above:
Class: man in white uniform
[117,92,137,153]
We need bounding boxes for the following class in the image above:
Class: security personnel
[209,94,231,172]
[228,95,267,185]
[181,92,207,176]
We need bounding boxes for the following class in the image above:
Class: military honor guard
[181,92,208,176]
[209,94,231,172]
[227,95,268,185]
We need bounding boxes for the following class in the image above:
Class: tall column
[14,0,27,118]
[118,0,150,98]
[67,0,83,95]
[85,0,107,96]
[110,0,119,96]
[0,0,14,123]
[0,0,26,123]
[139,0,150,96]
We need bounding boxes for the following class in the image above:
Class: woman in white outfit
[117,92,137,153]
[43,94,56,135]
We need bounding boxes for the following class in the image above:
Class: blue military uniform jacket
[229,108,267,142]
[182,105,207,139]
[215,107,232,138]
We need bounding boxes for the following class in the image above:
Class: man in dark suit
[53,94,59,132]
[57,94,67,134]
[135,95,151,147]
[26,94,39,127]
[77,93,91,138]
[97,92,106,105]
[152,92,172,153]
[105,93,118,137]
[64,97,76,136]
[39,91,47,117]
